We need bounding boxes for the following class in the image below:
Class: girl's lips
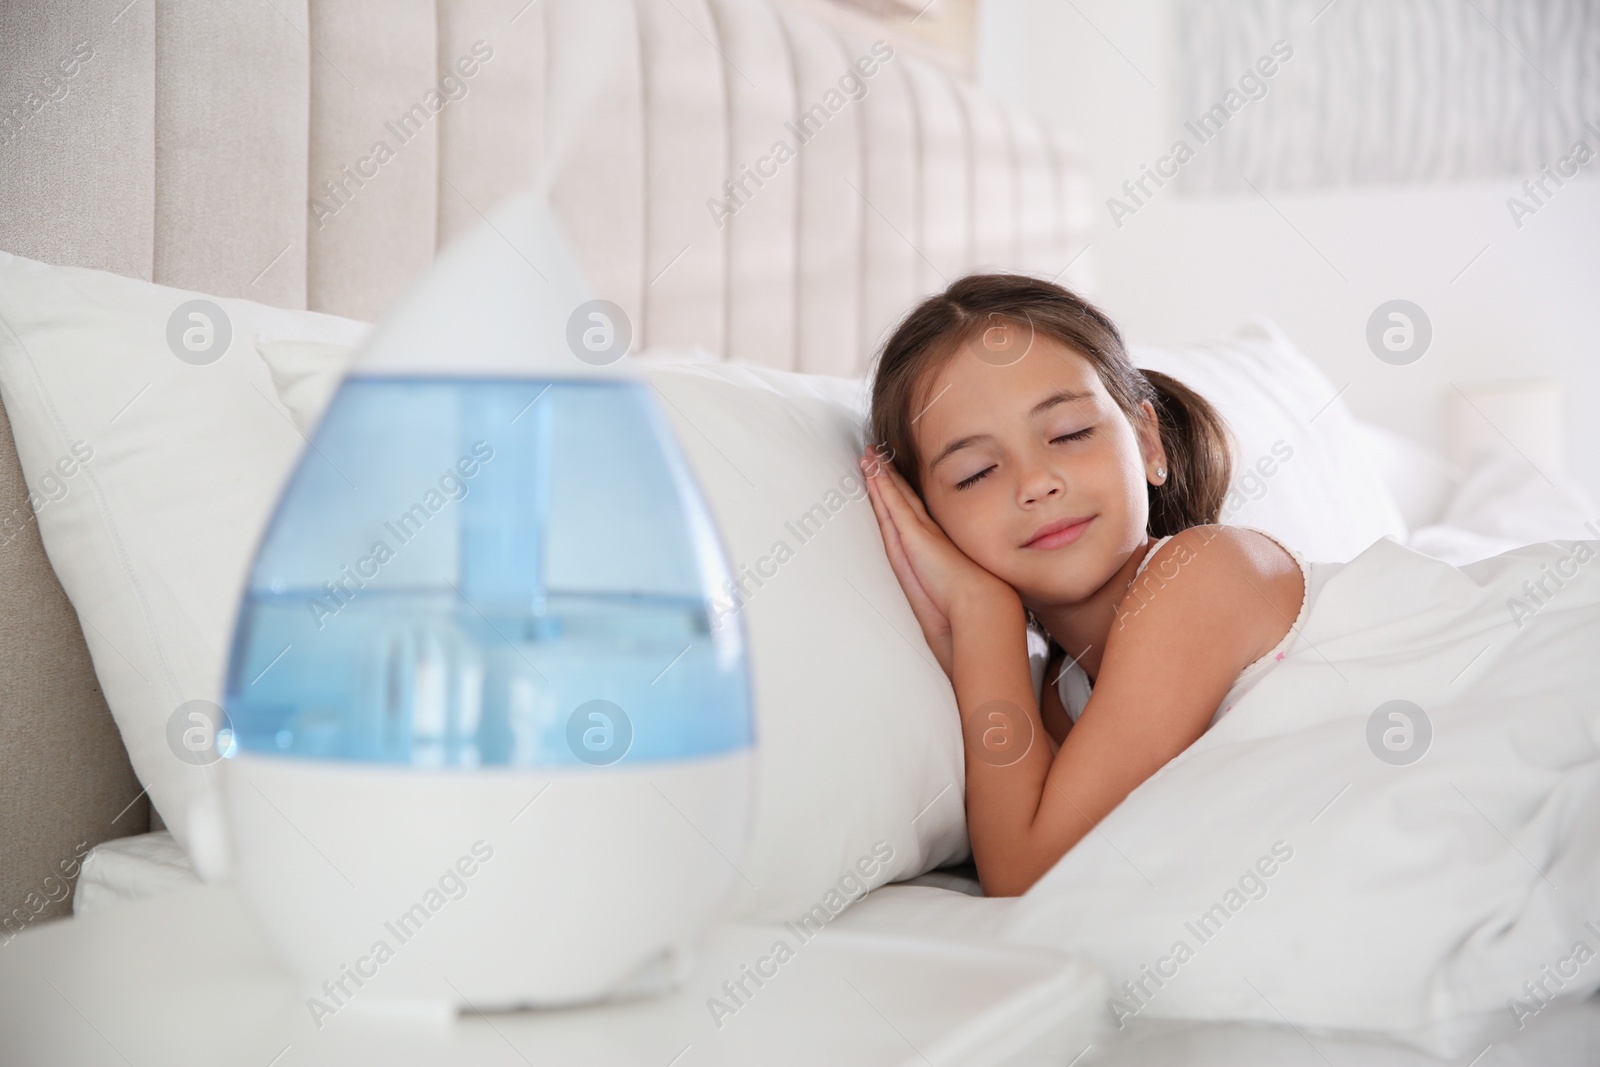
[1024,515,1094,550]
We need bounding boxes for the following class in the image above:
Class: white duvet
[1001,534,1600,1057]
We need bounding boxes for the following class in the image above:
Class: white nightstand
[0,883,1105,1066]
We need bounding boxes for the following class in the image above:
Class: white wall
[976,0,1600,505]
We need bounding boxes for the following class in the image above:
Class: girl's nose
[1019,464,1063,504]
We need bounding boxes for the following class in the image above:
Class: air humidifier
[215,191,756,1017]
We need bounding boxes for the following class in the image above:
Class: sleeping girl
[858,273,1309,897]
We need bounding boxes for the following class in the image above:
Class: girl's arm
[949,528,1278,896]
[1038,644,1074,749]
[860,449,1294,897]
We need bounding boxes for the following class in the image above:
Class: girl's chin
[1015,569,1111,610]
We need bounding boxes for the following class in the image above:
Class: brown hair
[866,273,1234,539]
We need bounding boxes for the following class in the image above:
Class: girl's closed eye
[955,466,993,491]
[953,427,1095,491]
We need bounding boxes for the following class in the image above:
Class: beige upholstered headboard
[0,0,1092,926]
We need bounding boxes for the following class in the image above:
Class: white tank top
[1026,527,1310,729]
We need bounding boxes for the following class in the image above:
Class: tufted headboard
[0,0,1092,924]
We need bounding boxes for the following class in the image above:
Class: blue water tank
[225,374,753,770]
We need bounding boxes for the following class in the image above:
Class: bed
[3,0,1599,1063]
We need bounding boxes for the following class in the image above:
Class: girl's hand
[859,445,1012,678]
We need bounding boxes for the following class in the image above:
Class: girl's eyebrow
[1029,387,1093,418]
[928,388,1093,472]
[928,432,989,472]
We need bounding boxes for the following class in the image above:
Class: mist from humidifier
[223,374,752,769]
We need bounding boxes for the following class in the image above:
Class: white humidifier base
[218,750,754,1014]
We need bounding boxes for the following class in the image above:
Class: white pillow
[1131,319,1409,562]
[627,355,970,917]
[1349,418,1461,533]
[253,338,354,433]
[0,250,369,864]
[1408,449,1600,566]
[0,251,968,921]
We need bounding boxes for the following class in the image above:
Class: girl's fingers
[864,463,929,585]
[862,445,925,514]
[861,447,942,574]
[864,469,913,575]
[878,462,933,525]
[868,460,929,539]
[866,476,906,565]
[864,464,904,553]
[870,471,951,599]
[867,477,936,611]
[865,469,948,635]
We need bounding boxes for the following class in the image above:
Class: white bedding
[1407,450,1600,565]
[74,831,201,917]
[1001,533,1600,1057]
[71,430,1600,1060]
[831,886,1600,1064]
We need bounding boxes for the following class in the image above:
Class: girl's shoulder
[1138,524,1301,584]
[1117,524,1305,657]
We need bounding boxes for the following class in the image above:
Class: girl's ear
[1134,399,1169,485]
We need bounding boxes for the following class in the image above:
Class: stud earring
[1155,466,1166,480]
